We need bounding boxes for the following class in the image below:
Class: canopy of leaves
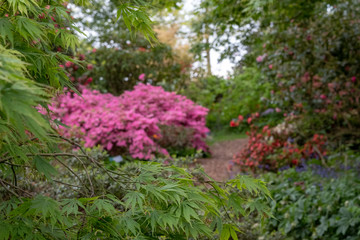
[76,0,189,94]
[0,0,272,239]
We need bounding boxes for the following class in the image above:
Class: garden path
[197,138,248,181]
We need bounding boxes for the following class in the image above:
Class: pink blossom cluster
[48,84,209,159]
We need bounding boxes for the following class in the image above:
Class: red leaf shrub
[229,117,328,173]
[47,84,209,159]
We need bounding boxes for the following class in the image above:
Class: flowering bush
[48,84,209,159]
[61,52,94,87]
[229,115,328,173]
[252,1,360,142]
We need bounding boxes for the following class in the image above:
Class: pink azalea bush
[48,84,209,159]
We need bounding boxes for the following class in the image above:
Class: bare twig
[0,178,24,201]
[53,156,92,196]
[11,165,17,186]
[0,178,33,197]
[3,162,31,168]
[0,153,88,164]
[52,179,81,188]
[73,155,95,197]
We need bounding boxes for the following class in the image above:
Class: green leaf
[34,156,58,179]
[220,224,231,240]
[0,18,14,45]
[61,199,84,216]
[16,17,44,42]
[30,195,62,225]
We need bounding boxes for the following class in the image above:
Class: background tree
[0,0,271,238]
[75,0,192,94]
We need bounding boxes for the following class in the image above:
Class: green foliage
[261,166,360,239]
[0,0,169,188]
[86,44,186,94]
[249,0,360,142]
[197,0,360,143]
[0,0,272,238]
[183,67,271,130]
[0,0,89,171]
[0,146,272,239]
[76,0,188,94]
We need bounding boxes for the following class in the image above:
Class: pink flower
[328,82,335,90]
[43,84,209,160]
[262,125,269,133]
[65,61,72,67]
[5,14,9,17]
[351,76,356,83]
[86,77,93,84]
[301,72,310,83]
[138,73,146,81]
[275,107,281,113]
[92,48,97,53]
[313,81,322,88]
[238,115,244,121]
[320,94,327,100]
[45,5,50,9]
[256,55,264,63]
[339,90,347,96]
[268,64,273,70]
[247,117,252,124]
[87,64,93,70]
[59,64,64,68]
[230,120,237,127]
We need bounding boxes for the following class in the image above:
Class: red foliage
[229,123,328,173]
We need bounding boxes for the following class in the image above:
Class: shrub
[0,145,272,239]
[48,84,209,159]
[260,165,360,239]
[183,68,272,130]
[252,0,360,143]
[229,116,328,173]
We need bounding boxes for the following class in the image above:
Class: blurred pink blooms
[138,73,146,81]
[256,55,264,62]
[42,84,209,159]
[65,61,72,67]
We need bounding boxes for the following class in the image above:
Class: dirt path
[197,138,248,181]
